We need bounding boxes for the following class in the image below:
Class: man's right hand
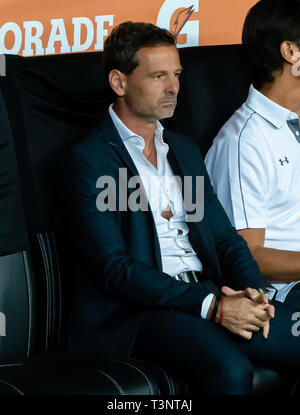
[216,287,273,340]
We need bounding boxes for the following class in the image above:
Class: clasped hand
[219,286,275,340]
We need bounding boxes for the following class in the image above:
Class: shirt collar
[246,84,298,129]
[108,104,164,143]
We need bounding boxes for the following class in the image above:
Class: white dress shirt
[108,105,212,317]
[205,85,300,302]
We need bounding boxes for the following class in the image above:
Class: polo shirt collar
[246,84,298,129]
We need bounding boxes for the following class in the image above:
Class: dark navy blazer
[61,114,268,359]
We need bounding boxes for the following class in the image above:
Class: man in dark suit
[62,21,300,394]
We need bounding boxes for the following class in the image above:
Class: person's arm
[238,228,300,283]
[60,143,219,317]
[186,138,272,337]
[205,119,275,287]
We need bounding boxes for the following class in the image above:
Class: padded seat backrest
[0,84,35,362]
[0,52,112,360]
[164,45,252,156]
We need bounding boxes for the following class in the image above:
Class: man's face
[122,45,182,122]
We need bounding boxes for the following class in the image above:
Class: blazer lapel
[100,115,140,178]
[100,115,163,271]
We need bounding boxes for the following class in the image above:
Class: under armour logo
[279,157,289,165]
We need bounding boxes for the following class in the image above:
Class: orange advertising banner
[0,0,257,57]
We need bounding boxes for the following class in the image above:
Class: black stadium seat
[0,45,296,395]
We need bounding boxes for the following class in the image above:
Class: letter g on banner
[157,0,199,48]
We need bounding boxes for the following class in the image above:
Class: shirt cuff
[201,293,214,319]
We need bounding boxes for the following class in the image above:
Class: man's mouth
[161,100,177,105]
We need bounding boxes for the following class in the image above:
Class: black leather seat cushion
[0,355,188,395]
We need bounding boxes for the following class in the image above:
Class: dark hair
[242,0,300,89]
[103,21,176,78]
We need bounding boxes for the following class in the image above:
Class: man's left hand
[221,286,275,339]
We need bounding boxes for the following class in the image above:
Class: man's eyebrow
[150,70,168,76]
[150,67,183,76]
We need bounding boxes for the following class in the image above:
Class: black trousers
[131,289,300,395]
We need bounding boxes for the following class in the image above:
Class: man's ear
[109,70,127,97]
[280,41,300,65]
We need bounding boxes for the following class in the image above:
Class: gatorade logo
[157,0,199,47]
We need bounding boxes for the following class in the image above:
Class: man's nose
[165,75,179,94]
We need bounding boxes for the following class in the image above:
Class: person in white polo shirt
[205,0,300,308]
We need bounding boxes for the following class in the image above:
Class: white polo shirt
[205,85,300,302]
